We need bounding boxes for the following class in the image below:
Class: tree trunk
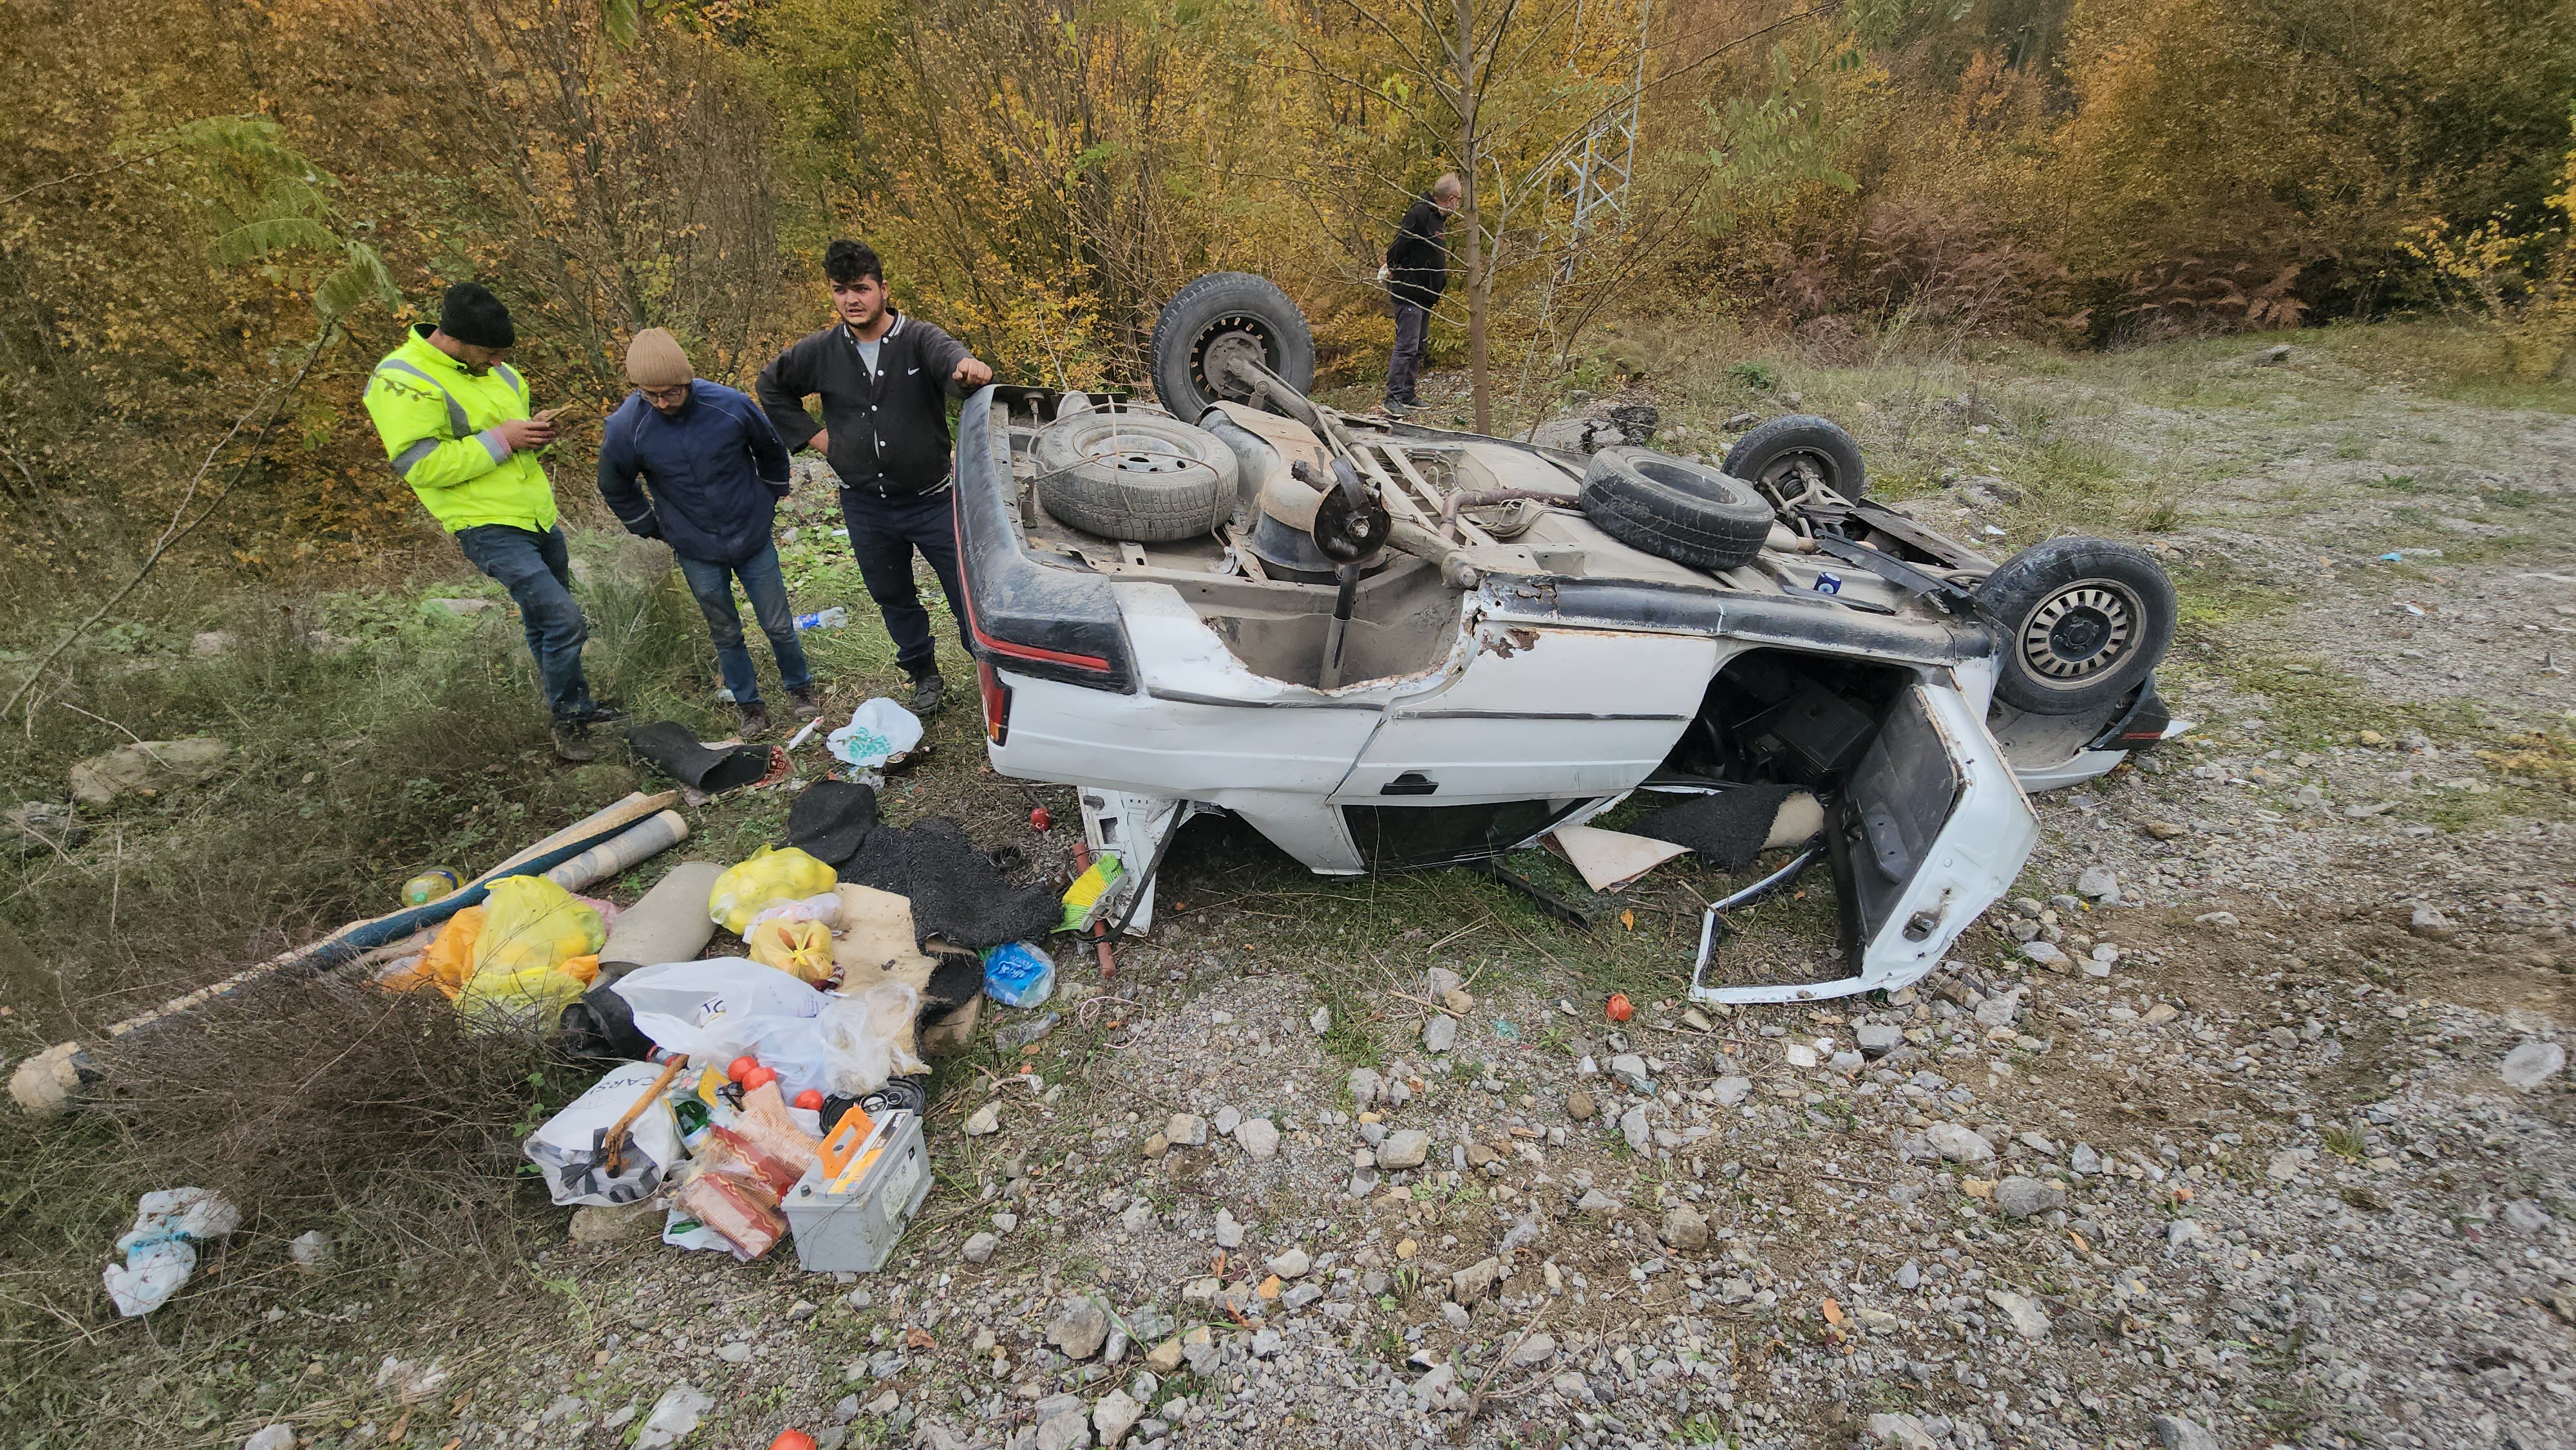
[1454,0,1490,433]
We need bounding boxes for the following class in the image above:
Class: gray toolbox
[783,1107,929,1273]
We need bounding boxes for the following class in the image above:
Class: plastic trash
[468,876,605,983]
[1059,854,1126,932]
[826,698,923,770]
[102,1188,238,1317]
[983,941,1056,1008]
[815,981,928,1093]
[401,867,461,907]
[795,606,849,630]
[379,903,485,998]
[611,957,826,1057]
[523,1060,688,1206]
[748,892,843,930]
[708,846,838,934]
[746,918,836,983]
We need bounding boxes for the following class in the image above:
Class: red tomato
[742,1066,779,1091]
[726,1055,761,1084]
[770,1434,819,1450]
[794,1089,824,1111]
[1605,993,1634,1023]
[1030,805,1052,832]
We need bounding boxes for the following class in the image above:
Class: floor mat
[837,816,1061,950]
[1627,785,1799,871]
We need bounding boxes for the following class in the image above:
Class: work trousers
[1387,299,1432,404]
[453,523,594,720]
[838,485,969,679]
[673,543,813,707]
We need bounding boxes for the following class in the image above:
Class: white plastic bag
[827,698,923,769]
[102,1187,239,1317]
[747,892,842,930]
[610,957,824,1064]
[815,981,927,1095]
[523,1061,688,1207]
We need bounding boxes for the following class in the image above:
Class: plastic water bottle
[401,868,461,908]
[795,605,849,630]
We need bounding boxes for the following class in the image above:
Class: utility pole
[1561,0,1651,280]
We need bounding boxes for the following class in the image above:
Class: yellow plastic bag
[708,846,836,935]
[455,960,592,1026]
[381,905,486,999]
[470,876,607,979]
[746,918,835,983]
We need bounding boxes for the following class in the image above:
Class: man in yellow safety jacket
[362,283,618,760]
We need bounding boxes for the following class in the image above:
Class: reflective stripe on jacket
[362,323,558,534]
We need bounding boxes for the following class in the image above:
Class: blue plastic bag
[983,941,1056,1008]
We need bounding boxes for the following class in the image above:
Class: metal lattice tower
[1561,0,1651,279]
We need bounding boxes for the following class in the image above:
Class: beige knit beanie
[625,328,694,388]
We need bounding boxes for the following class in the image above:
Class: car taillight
[978,661,1011,746]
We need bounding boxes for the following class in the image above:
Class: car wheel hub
[1082,434,1202,475]
[1195,322,1273,400]
[2022,583,2135,682]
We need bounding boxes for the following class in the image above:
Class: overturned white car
[957,274,2182,1003]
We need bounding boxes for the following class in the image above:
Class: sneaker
[735,700,772,738]
[551,718,601,763]
[786,687,822,722]
[908,670,947,713]
[1381,398,1414,418]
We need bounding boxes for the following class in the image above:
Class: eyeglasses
[641,385,690,405]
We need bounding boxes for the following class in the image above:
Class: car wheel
[1577,446,1774,572]
[1149,272,1317,417]
[1719,414,1867,508]
[1976,536,2176,715]
[1032,413,1240,542]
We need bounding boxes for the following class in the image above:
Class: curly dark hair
[824,239,884,287]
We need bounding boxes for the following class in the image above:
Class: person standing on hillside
[756,240,992,714]
[363,281,617,761]
[598,328,817,738]
[1378,173,1461,417]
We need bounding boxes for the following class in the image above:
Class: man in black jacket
[1379,173,1461,416]
[757,240,992,712]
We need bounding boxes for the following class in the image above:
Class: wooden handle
[601,1056,688,1176]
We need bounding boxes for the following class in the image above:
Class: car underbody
[953,277,2183,1003]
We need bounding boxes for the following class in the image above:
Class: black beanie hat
[438,282,515,349]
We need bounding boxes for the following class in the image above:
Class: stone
[69,737,229,807]
[2409,905,2455,938]
[1991,1176,2063,1219]
[1214,1209,1244,1248]
[191,630,236,657]
[2075,866,2118,901]
[1659,1205,1710,1250]
[2143,1003,2179,1025]
[2021,941,2067,968]
[2150,1413,2222,1450]
[961,1232,999,1264]
[1145,1338,1184,1374]
[1855,1023,1903,1057]
[1093,1388,1144,1447]
[1140,1133,1168,1158]
[1234,1117,1280,1160]
[1897,1260,1920,1290]
[1577,1188,1622,1218]
[1035,1392,1091,1450]
[1310,1006,1332,1036]
[1212,1106,1242,1137]
[2266,1149,2306,1182]
[964,1101,1001,1136]
[1119,1200,1151,1234]
[1984,1288,2050,1338]
[2501,1198,2553,1232]
[636,1382,713,1449]
[1566,1090,1596,1121]
[715,1341,752,1364]
[287,1228,334,1268]
[1048,1299,1111,1361]
[1422,1014,1458,1053]
[1378,1129,1431,1170]
[243,1427,295,1450]
[3,800,85,853]
[1439,1301,1472,1330]
[2069,1143,2103,1175]
[1609,1053,1653,1090]
[1866,1413,1942,1450]
[1451,1256,1503,1304]
[1428,967,1463,1000]
[1165,1113,1208,1147]
[1620,1105,1651,1154]
[2500,1040,2565,1089]
[1347,1068,1381,1107]
[1267,1247,1311,1279]
[992,1212,1020,1233]
[1712,1076,1752,1107]
[1508,1332,1558,1368]
[1925,1123,1995,1163]
[567,1203,658,1245]
[1974,996,2020,1030]
[1783,1042,1820,1068]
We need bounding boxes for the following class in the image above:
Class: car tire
[1150,272,1317,417]
[1720,414,1867,504]
[1032,413,1240,542]
[1577,446,1774,572]
[1977,536,2176,715]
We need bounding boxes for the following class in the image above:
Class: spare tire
[1720,414,1866,505]
[1578,447,1774,572]
[1150,272,1316,417]
[1976,536,2176,715]
[1033,413,1240,542]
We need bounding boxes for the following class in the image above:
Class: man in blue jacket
[599,328,818,737]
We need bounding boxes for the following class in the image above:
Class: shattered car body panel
[957,383,2166,1003]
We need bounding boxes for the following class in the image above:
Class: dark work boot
[735,700,772,739]
[786,687,822,722]
[908,670,946,713]
[551,717,601,763]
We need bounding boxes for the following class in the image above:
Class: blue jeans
[455,523,593,720]
[672,544,812,707]
[1387,299,1431,404]
[838,486,969,678]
